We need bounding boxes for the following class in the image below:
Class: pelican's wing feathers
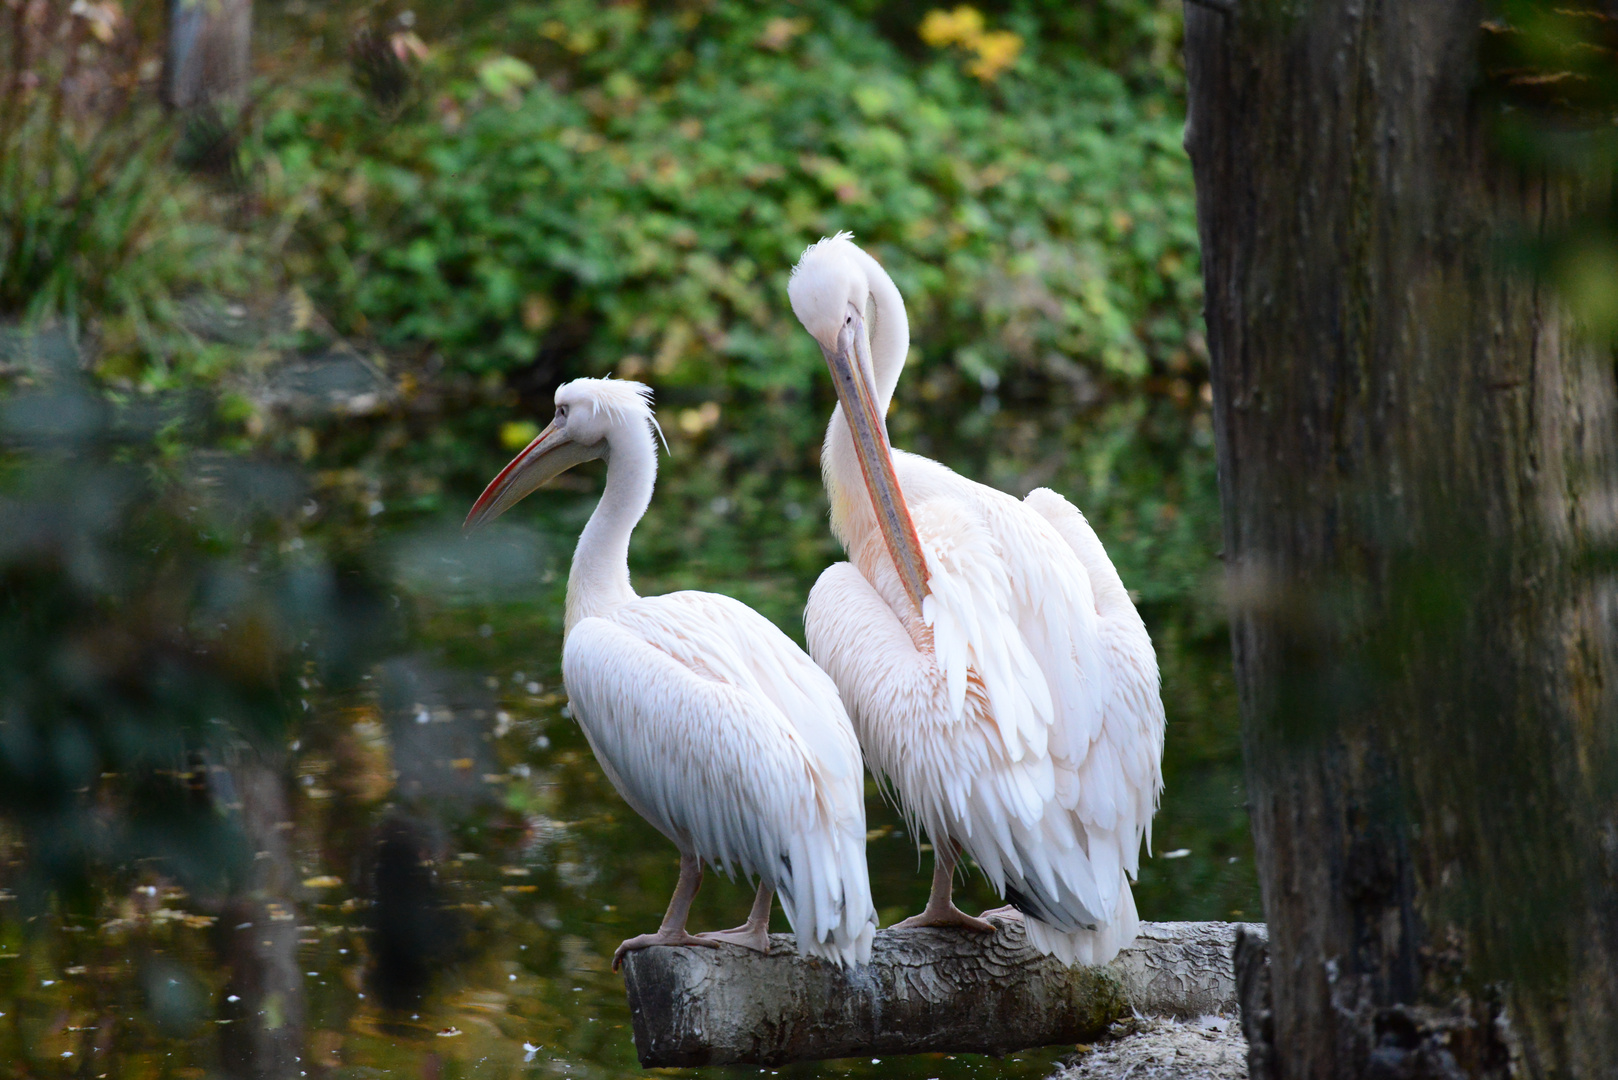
[563,591,875,965]
[1022,488,1166,865]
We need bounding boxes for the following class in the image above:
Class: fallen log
[620,919,1265,1067]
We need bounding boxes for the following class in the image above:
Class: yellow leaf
[677,401,720,435]
[919,6,985,48]
[289,287,315,332]
[500,420,540,450]
[967,29,1022,81]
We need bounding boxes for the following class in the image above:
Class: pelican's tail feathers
[774,815,877,969]
[1021,881,1140,968]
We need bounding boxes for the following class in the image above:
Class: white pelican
[789,234,1164,966]
[465,377,876,969]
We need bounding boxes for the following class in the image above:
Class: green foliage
[0,1,278,389]
[957,0,1185,89]
[0,3,169,326]
[260,0,1201,413]
[1482,2,1618,339]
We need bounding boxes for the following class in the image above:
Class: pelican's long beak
[821,303,929,615]
[464,421,599,531]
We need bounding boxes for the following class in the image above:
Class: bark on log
[620,920,1263,1067]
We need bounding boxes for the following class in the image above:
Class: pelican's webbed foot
[896,846,994,932]
[612,929,719,971]
[697,923,770,954]
[894,903,994,933]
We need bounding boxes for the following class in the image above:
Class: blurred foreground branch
[620,920,1260,1067]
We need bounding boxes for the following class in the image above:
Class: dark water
[0,383,1256,1078]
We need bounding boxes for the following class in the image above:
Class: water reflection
[0,337,1254,1077]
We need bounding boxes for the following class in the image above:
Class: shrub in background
[0,0,273,389]
[258,0,1201,413]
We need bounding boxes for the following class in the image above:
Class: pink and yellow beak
[464,420,599,531]
[819,302,930,615]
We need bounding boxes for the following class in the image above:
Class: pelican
[789,234,1164,966]
[465,377,876,969]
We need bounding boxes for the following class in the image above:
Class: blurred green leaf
[476,55,539,101]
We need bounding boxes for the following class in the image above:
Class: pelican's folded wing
[565,593,876,965]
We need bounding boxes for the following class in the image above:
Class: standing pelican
[790,234,1164,966]
[465,377,876,968]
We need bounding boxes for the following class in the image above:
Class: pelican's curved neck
[854,247,909,411]
[565,422,655,635]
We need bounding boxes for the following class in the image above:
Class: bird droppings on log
[620,919,1265,1068]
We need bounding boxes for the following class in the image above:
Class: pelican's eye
[556,405,568,423]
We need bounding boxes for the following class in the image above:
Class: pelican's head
[788,231,870,353]
[464,377,659,531]
[788,233,930,615]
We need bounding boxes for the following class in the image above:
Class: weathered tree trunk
[1184,3,1618,1077]
[164,0,252,111]
[620,920,1261,1067]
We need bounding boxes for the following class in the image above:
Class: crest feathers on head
[791,231,857,280]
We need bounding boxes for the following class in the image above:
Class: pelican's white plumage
[564,593,875,963]
[467,377,875,968]
[791,234,1164,966]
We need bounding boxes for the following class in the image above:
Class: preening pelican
[465,378,876,968]
[790,235,1164,966]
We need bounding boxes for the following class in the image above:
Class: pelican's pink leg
[895,846,993,932]
[612,853,720,970]
[697,880,773,954]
